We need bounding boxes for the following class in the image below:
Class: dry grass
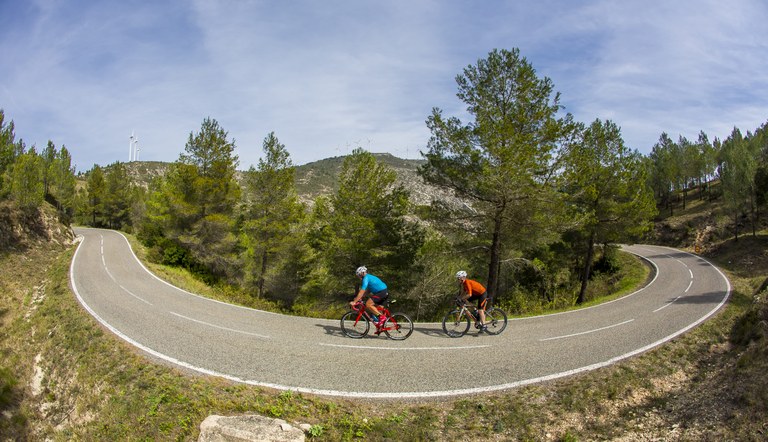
[2,194,768,440]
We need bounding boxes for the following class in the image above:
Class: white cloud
[1,0,766,172]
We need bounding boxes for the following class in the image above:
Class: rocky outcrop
[0,201,75,251]
[198,415,306,442]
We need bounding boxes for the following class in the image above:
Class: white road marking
[320,343,490,351]
[121,285,153,305]
[169,311,270,339]
[654,296,681,313]
[101,237,153,305]
[103,264,115,282]
[539,319,635,341]
[71,233,732,399]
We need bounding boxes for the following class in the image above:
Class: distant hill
[99,153,462,208]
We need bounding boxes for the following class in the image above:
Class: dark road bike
[442,296,508,337]
[340,299,414,340]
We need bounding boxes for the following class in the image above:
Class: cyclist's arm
[352,288,367,303]
[459,281,471,302]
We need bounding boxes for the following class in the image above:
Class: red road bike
[340,299,414,340]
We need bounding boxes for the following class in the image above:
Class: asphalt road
[69,227,731,399]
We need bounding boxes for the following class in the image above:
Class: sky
[1,0,767,173]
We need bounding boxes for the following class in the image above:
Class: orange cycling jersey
[461,279,486,296]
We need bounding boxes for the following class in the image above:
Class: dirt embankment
[0,202,75,252]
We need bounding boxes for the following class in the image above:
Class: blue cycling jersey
[361,274,387,293]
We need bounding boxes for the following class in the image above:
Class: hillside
[1,192,767,440]
[97,153,463,208]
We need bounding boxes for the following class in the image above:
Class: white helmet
[356,266,367,276]
[456,270,467,279]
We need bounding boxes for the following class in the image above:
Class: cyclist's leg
[477,293,488,326]
[365,297,381,319]
[467,294,483,325]
[365,290,389,316]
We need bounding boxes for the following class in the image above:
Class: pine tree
[563,119,657,304]
[9,150,44,208]
[310,148,423,294]
[85,165,106,226]
[241,132,304,298]
[144,117,241,281]
[420,48,576,298]
[0,110,24,197]
[49,145,76,221]
[103,162,133,229]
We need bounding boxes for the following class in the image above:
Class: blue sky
[1,0,767,173]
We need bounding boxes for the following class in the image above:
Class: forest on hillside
[2,48,767,320]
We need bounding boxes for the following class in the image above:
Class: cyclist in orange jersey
[456,270,488,332]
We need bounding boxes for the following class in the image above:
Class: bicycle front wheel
[384,313,414,340]
[483,307,508,335]
[340,311,370,338]
[442,309,470,338]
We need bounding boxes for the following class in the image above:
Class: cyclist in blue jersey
[350,266,389,326]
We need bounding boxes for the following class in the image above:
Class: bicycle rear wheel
[384,313,413,340]
[442,309,470,337]
[483,307,508,335]
[340,311,370,338]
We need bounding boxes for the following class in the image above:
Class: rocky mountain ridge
[105,153,464,208]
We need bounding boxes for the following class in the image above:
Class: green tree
[678,135,700,209]
[420,48,575,298]
[9,150,44,208]
[753,122,768,210]
[241,132,304,298]
[0,110,24,197]
[310,149,423,294]
[563,119,657,304]
[85,165,106,226]
[49,145,76,221]
[178,117,240,218]
[719,127,754,241]
[103,162,133,229]
[647,133,677,214]
[41,141,57,197]
[143,118,241,281]
[695,131,717,200]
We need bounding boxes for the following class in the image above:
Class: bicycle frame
[442,294,508,337]
[349,301,400,333]
[454,299,484,323]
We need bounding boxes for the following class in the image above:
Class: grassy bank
[1,230,766,440]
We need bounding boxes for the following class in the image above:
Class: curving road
[69,227,730,399]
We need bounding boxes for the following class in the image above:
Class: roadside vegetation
[1,195,766,440]
[1,45,767,440]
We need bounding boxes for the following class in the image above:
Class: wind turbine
[129,131,135,161]
[129,131,140,161]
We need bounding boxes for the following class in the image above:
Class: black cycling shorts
[468,291,488,310]
[369,290,389,305]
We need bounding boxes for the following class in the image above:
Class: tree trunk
[257,250,268,298]
[751,191,758,237]
[577,231,596,305]
[487,206,504,299]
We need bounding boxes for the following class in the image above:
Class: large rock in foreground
[198,415,305,442]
